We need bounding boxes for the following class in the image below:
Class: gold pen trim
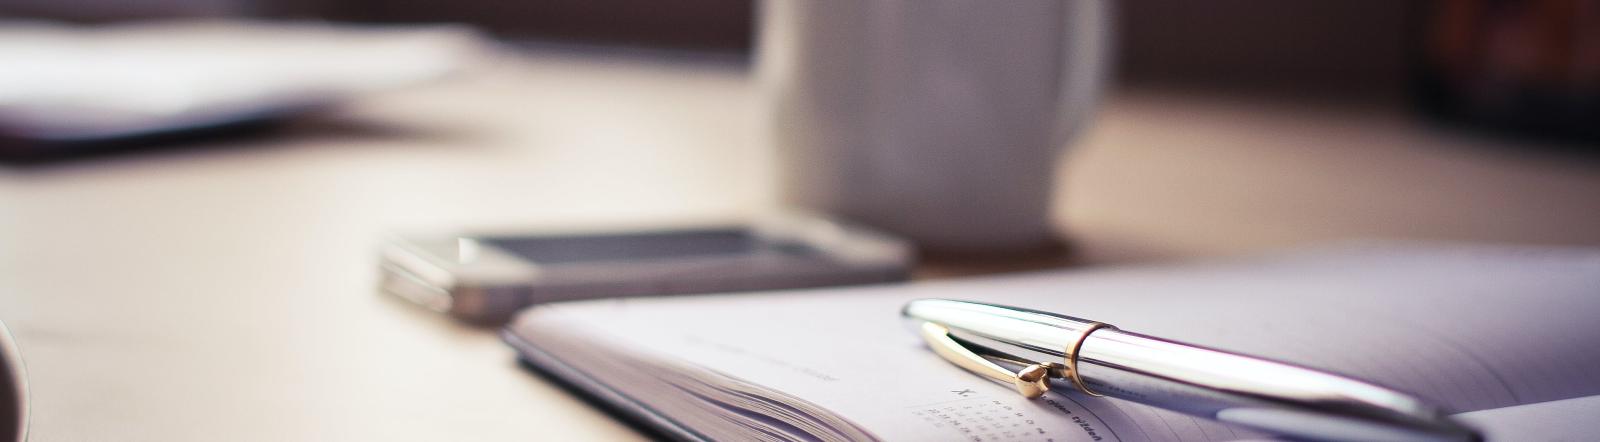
[1065,322,1116,397]
[919,322,1051,398]
[918,320,1117,398]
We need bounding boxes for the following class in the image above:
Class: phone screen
[485,228,816,264]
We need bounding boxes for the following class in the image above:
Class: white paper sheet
[1454,395,1600,441]
[0,20,482,141]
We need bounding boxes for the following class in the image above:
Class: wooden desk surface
[2,49,1596,441]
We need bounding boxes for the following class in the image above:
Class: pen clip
[919,322,1052,399]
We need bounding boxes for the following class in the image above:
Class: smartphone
[379,215,913,323]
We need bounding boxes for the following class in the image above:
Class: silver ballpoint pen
[903,299,1480,442]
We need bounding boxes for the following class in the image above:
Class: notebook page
[1453,395,1600,441]
[513,244,1600,441]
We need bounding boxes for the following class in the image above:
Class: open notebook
[503,244,1600,441]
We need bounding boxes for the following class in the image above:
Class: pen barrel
[1072,329,1477,442]
[904,299,1479,442]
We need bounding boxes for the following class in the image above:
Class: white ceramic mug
[758,0,1111,255]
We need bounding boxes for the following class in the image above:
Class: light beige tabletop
[2,48,1597,441]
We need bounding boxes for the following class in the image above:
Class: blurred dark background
[0,0,1420,96]
[13,0,1593,144]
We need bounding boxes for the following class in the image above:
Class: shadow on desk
[0,115,470,169]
